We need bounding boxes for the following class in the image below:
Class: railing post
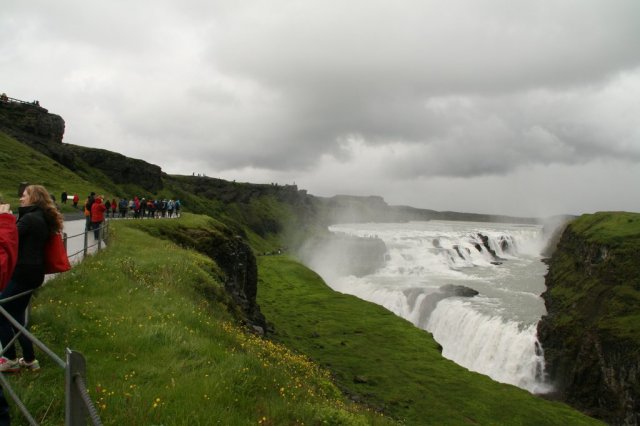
[66,349,88,426]
[83,229,88,258]
[63,232,68,250]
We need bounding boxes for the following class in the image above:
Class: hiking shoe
[19,358,40,371]
[0,357,20,373]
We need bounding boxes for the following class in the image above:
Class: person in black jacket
[0,185,64,373]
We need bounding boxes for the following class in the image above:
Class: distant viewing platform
[0,93,45,110]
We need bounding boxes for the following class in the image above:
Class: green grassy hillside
[0,131,106,210]
[569,211,640,246]
[9,217,392,425]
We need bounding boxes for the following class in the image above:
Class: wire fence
[0,221,110,426]
[65,221,109,263]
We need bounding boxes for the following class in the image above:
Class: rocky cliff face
[0,99,163,193]
[152,224,267,333]
[0,99,65,145]
[191,229,266,332]
[68,145,163,193]
[178,177,307,206]
[537,212,640,425]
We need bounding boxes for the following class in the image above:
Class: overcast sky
[2,1,640,218]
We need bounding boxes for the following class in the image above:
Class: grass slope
[7,217,391,425]
[0,131,108,212]
[162,176,306,254]
[569,211,640,246]
[257,256,602,425]
[546,212,640,343]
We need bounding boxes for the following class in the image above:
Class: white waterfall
[316,220,552,393]
[427,298,550,393]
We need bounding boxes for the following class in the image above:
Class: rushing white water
[312,220,552,393]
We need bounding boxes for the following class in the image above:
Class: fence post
[83,229,88,257]
[65,349,88,426]
[63,232,68,250]
[97,225,102,251]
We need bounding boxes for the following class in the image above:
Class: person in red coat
[0,203,15,426]
[90,196,107,240]
[0,204,17,293]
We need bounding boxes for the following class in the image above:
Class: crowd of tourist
[80,192,182,235]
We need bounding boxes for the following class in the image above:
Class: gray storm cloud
[203,1,640,176]
[2,0,640,216]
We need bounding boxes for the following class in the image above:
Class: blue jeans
[92,221,103,240]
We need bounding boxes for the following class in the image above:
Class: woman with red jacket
[0,185,64,373]
[90,196,107,240]
[0,203,15,426]
[0,204,17,293]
